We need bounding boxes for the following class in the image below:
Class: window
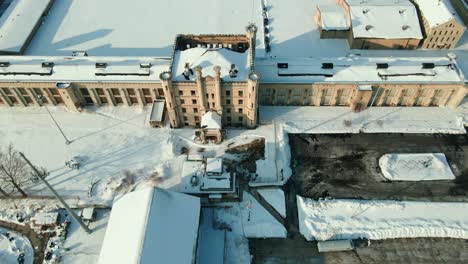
[212,102,215,107]
[179,90,183,95]
[238,116,243,122]
[96,88,104,96]
[211,93,215,99]
[226,108,231,114]
[182,108,186,113]
[238,90,243,96]
[184,122,189,126]
[180,99,185,104]
[195,122,200,127]
[192,99,197,104]
[191,90,196,96]
[226,90,231,96]
[227,116,231,121]
[184,116,188,121]
[238,108,243,113]
[193,108,198,113]
[238,99,243,104]
[226,99,231,104]
[194,116,199,121]
[126,89,135,96]
[142,88,150,95]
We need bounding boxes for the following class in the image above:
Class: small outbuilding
[199,110,223,144]
[149,99,166,128]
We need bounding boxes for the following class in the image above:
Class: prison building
[160,25,260,129]
[315,4,350,39]
[413,0,466,49]
[334,0,423,49]
[256,56,467,112]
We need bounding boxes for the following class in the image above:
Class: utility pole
[0,165,27,197]
[19,152,91,233]
[36,95,72,145]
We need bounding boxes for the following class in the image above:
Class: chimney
[183,62,193,80]
[229,64,238,78]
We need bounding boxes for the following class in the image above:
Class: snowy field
[0,105,175,205]
[0,227,33,264]
[297,196,468,241]
[379,153,455,181]
[260,106,466,134]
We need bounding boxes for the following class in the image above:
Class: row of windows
[178,90,245,97]
[80,87,159,105]
[1,87,63,105]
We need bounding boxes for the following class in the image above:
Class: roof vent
[362,9,370,14]
[229,64,238,78]
[0,61,10,67]
[402,25,410,31]
[72,51,88,57]
[277,63,288,69]
[95,62,107,68]
[140,63,152,69]
[399,9,405,14]
[322,63,334,69]
[42,62,54,68]
[183,63,193,80]
[422,63,435,69]
[376,63,389,69]
[365,25,373,31]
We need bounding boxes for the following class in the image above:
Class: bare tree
[0,144,31,197]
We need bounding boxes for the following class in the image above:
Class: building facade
[413,0,466,49]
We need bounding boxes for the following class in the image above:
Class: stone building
[318,0,423,49]
[0,26,466,129]
[413,0,466,49]
[160,25,260,129]
[256,56,467,111]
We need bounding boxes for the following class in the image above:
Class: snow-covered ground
[0,227,33,264]
[240,191,286,238]
[0,106,175,205]
[59,210,109,264]
[379,153,455,181]
[297,196,468,241]
[258,188,286,218]
[260,106,466,134]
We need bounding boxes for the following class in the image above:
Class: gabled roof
[98,188,201,264]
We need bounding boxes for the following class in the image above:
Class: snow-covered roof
[201,111,222,129]
[256,56,465,84]
[98,188,200,264]
[150,100,165,122]
[413,0,464,28]
[206,158,223,174]
[317,5,350,31]
[0,56,170,83]
[25,0,265,57]
[0,0,53,54]
[346,0,423,39]
[173,47,250,82]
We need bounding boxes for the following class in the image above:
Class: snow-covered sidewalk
[260,106,466,134]
[297,196,468,241]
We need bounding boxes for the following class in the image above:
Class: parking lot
[289,133,468,201]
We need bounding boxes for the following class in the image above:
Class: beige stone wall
[420,19,465,49]
[349,37,420,49]
[259,83,467,108]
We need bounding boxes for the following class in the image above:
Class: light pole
[36,95,72,145]
[19,152,91,233]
